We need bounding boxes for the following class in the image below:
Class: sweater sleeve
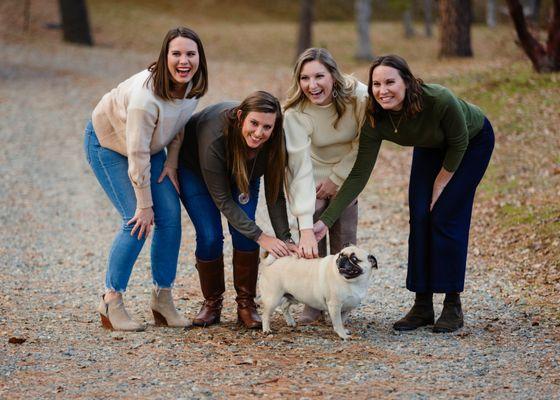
[284,109,316,230]
[125,102,158,209]
[264,176,292,241]
[329,82,369,187]
[439,89,469,172]
[321,120,382,228]
[201,145,263,242]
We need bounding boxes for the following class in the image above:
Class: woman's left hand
[430,168,454,211]
[257,233,292,259]
[158,166,180,193]
[316,178,338,200]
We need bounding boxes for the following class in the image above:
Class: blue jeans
[83,121,181,292]
[177,165,259,261]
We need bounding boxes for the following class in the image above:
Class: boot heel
[100,313,113,330]
[152,310,169,327]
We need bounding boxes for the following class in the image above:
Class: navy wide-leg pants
[407,118,495,293]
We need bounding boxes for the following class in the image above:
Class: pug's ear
[342,242,354,248]
[368,254,378,269]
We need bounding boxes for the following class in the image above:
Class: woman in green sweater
[314,55,494,333]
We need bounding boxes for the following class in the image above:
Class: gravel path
[1,40,558,399]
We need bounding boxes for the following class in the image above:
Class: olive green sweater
[321,83,485,227]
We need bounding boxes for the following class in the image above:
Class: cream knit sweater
[92,69,199,208]
[284,80,368,230]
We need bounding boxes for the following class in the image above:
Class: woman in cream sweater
[283,48,368,322]
[84,27,208,331]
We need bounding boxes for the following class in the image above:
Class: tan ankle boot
[233,249,262,329]
[97,294,145,332]
[193,257,225,327]
[150,288,189,327]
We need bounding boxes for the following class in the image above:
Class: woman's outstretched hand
[313,220,328,242]
[158,166,180,193]
[257,233,292,258]
[298,228,319,259]
[128,207,154,240]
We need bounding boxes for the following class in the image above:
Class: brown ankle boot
[192,256,225,327]
[233,249,262,329]
[433,293,464,333]
[393,293,434,331]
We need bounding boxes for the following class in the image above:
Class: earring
[332,89,338,98]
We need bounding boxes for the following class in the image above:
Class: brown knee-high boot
[192,256,225,327]
[232,249,262,329]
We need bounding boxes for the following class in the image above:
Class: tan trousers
[313,198,358,257]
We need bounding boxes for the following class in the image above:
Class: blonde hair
[284,48,357,128]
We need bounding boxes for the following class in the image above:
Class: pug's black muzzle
[336,254,364,279]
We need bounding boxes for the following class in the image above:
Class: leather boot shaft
[193,256,225,327]
[232,249,262,329]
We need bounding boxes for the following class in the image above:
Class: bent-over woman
[315,55,494,333]
[178,91,297,330]
[84,27,208,331]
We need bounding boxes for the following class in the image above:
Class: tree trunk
[59,0,93,45]
[527,0,541,22]
[355,0,374,60]
[424,0,433,37]
[439,0,473,57]
[505,0,560,72]
[487,0,497,28]
[403,7,416,38]
[296,0,314,58]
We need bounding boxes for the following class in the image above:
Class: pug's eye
[350,254,359,264]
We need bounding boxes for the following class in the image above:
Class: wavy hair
[223,91,286,204]
[367,54,423,127]
[146,26,208,101]
[284,48,358,128]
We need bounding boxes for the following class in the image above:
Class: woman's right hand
[127,207,154,240]
[298,228,318,259]
[257,233,291,258]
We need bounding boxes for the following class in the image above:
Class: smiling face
[299,60,335,106]
[167,36,199,88]
[238,110,276,149]
[371,65,407,111]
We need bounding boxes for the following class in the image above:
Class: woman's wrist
[284,237,295,245]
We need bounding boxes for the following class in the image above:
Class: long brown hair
[146,27,208,101]
[284,48,358,129]
[224,91,286,204]
[367,54,423,127]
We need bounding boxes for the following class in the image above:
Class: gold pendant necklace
[388,113,404,133]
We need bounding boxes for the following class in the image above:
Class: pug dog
[259,245,377,340]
